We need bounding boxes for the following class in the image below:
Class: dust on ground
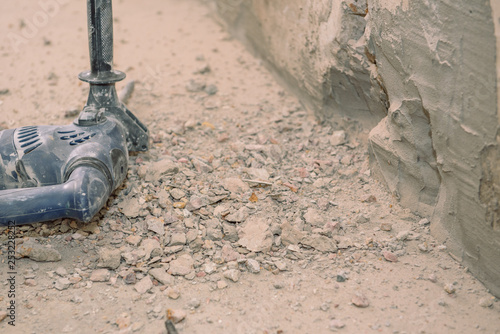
[0,1,499,333]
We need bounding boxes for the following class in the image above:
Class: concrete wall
[205,0,500,297]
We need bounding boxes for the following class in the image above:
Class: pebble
[90,269,110,282]
[301,235,337,253]
[222,177,250,194]
[165,286,181,300]
[396,231,411,241]
[223,269,241,282]
[140,238,162,260]
[116,313,131,330]
[187,298,201,309]
[16,241,62,262]
[124,272,137,285]
[168,254,194,276]
[221,244,239,262]
[55,266,68,277]
[126,235,142,246]
[170,188,186,200]
[139,159,179,182]
[149,268,174,285]
[303,208,325,227]
[204,262,217,274]
[118,197,141,218]
[135,276,153,294]
[217,280,228,289]
[170,233,187,246]
[0,311,8,323]
[329,319,346,329]
[97,248,121,269]
[418,242,429,252]
[479,297,494,308]
[330,130,346,146]
[225,207,249,223]
[54,278,71,291]
[380,222,392,231]
[147,218,165,236]
[351,292,370,308]
[246,259,261,274]
[205,84,218,95]
[167,308,187,324]
[444,283,456,294]
[238,216,273,252]
[382,251,398,262]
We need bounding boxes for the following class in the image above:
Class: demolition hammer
[0,0,149,225]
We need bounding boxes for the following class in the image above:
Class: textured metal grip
[88,0,113,73]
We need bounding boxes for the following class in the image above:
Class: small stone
[396,231,411,241]
[479,297,494,308]
[124,272,136,285]
[55,266,68,277]
[149,268,174,285]
[223,269,241,282]
[25,279,37,286]
[126,235,142,246]
[169,233,187,246]
[419,218,430,226]
[246,259,261,274]
[330,130,346,146]
[303,208,325,227]
[70,295,83,304]
[194,63,211,74]
[81,222,100,234]
[16,241,62,262]
[329,319,345,329]
[54,278,71,291]
[301,235,337,252]
[352,292,370,308]
[140,238,162,260]
[225,207,249,223]
[185,79,206,92]
[217,280,228,289]
[382,251,398,262]
[147,218,165,236]
[238,216,273,252]
[337,274,346,283]
[222,177,250,194]
[165,286,181,300]
[167,308,187,324]
[187,298,201,309]
[221,244,239,263]
[280,221,304,246]
[90,269,110,282]
[168,254,194,276]
[380,223,392,231]
[140,159,179,182]
[135,276,153,294]
[170,188,186,200]
[428,274,438,283]
[274,260,288,271]
[118,197,141,218]
[97,248,121,269]
[116,313,131,330]
[204,84,218,95]
[356,214,370,224]
[320,303,330,311]
[444,283,456,294]
[418,242,429,252]
[204,262,217,274]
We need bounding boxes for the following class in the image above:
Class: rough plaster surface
[207,0,500,296]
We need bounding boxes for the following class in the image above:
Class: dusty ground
[0,0,499,333]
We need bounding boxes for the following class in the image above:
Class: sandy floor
[0,0,499,333]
